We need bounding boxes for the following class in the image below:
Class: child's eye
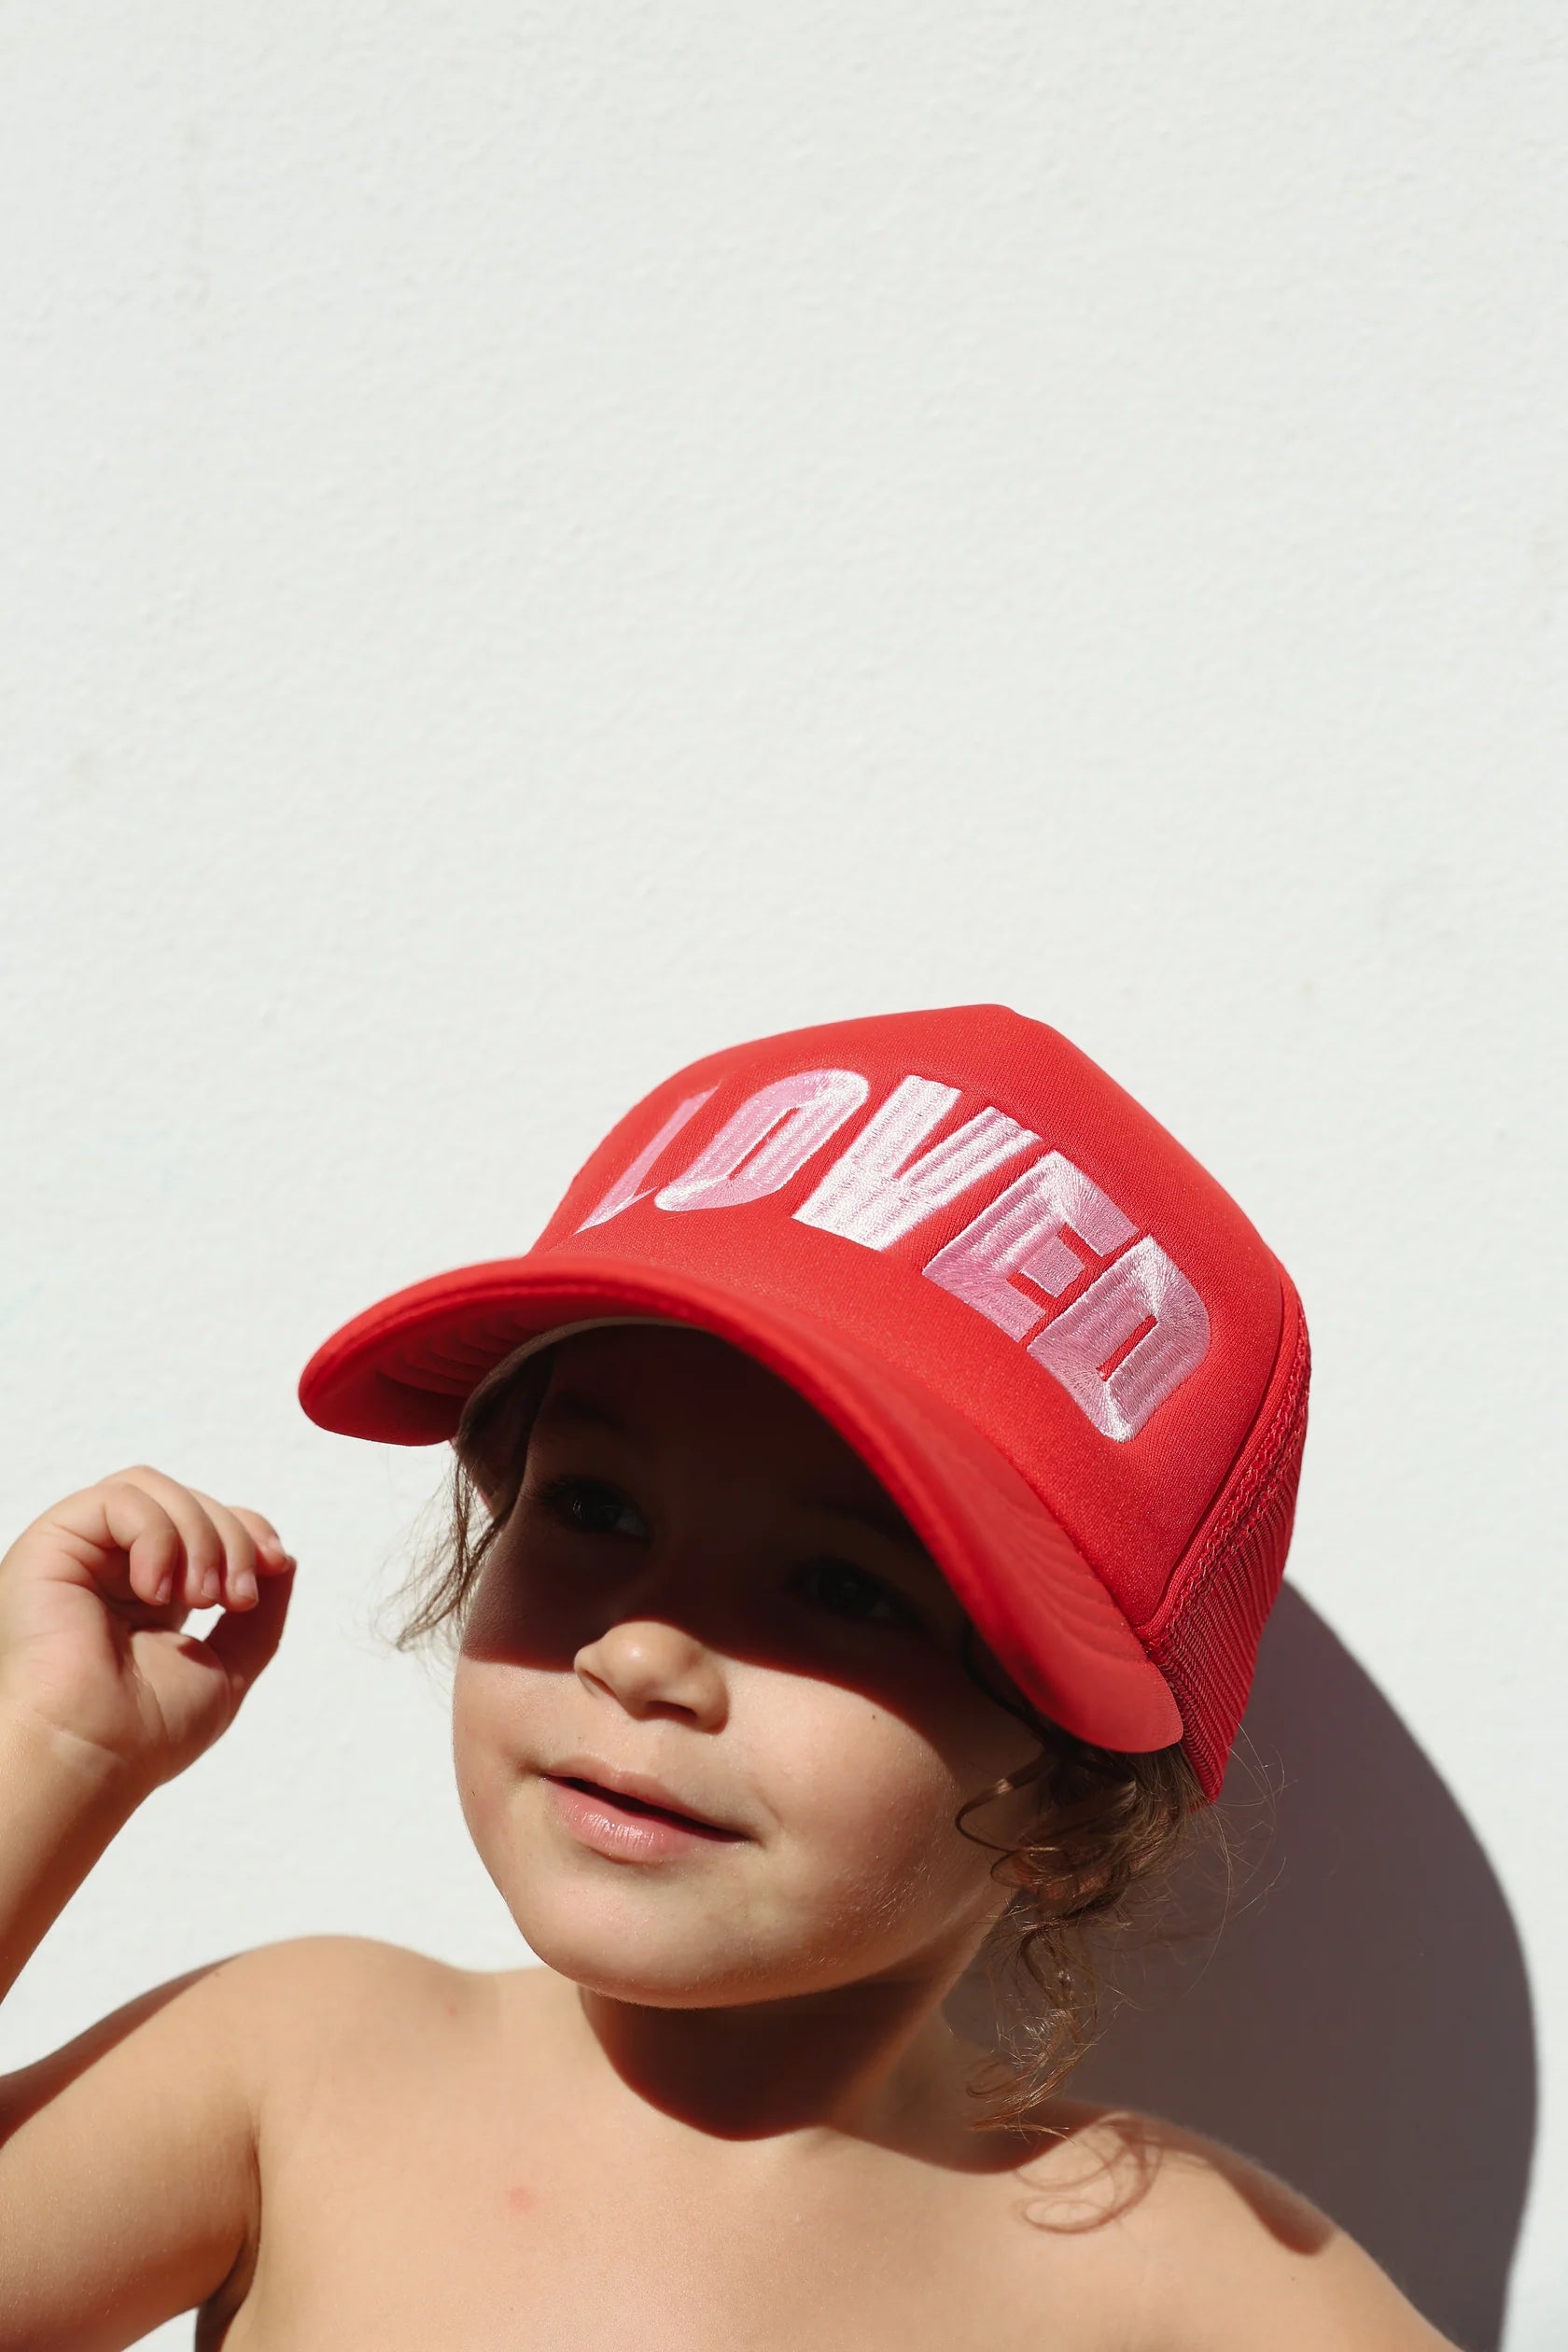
[538,1476,649,1541]
[794,1558,921,1630]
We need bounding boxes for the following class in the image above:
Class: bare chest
[207,1964,1130,2352]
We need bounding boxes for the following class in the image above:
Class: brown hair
[943,1643,1222,2131]
[370,1339,1243,2135]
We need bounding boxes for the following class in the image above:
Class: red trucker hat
[298,1005,1309,1799]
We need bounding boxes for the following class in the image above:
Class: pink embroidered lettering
[576,1061,1210,1442]
[793,1075,1037,1251]
[920,1151,1136,1338]
[655,1068,870,1212]
[1028,1235,1210,1440]
[576,1090,717,1231]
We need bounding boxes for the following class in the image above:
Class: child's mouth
[543,1773,746,1844]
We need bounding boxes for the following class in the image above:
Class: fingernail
[155,1571,173,1604]
[234,1569,258,1604]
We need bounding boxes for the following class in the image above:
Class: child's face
[451,1324,1049,2009]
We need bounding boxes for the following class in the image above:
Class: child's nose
[573,1616,728,1729]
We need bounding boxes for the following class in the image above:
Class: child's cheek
[451,1654,522,1784]
[459,1546,588,1670]
[771,1691,981,1904]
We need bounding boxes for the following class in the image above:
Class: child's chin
[514,1905,792,2009]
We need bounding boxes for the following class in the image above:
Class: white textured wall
[2,7,1562,2345]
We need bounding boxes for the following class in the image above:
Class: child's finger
[199,1555,297,1699]
[179,1490,287,1608]
[223,1505,292,1571]
[103,1466,229,1609]
[57,1478,188,1607]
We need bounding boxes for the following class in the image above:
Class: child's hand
[0,1467,297,1799]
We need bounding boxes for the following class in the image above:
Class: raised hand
[0,1467,297,1799]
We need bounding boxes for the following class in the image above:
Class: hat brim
[298,1253,1183,1754]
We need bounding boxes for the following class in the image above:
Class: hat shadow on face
[945,1584,1535,2352]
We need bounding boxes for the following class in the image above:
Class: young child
[0,1004,1458,2348]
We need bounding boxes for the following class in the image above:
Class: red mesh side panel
[1142,1276,1311,1800]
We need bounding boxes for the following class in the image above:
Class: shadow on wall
[945,1586,1535,2352]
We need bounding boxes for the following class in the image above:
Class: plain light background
[2,5,1563,2345]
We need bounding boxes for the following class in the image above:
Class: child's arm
[0,1721,265,2346]
[0,1471,298,2347]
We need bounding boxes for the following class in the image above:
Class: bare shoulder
[229,1932,477,2093]
[0,1933,427,2167]
[223,1929,459,2016]
[0,1934,456,2352]
[995,2099,1459,2352]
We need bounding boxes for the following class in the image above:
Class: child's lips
[541,1773,749,1859]
[541,1755,749,1838]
